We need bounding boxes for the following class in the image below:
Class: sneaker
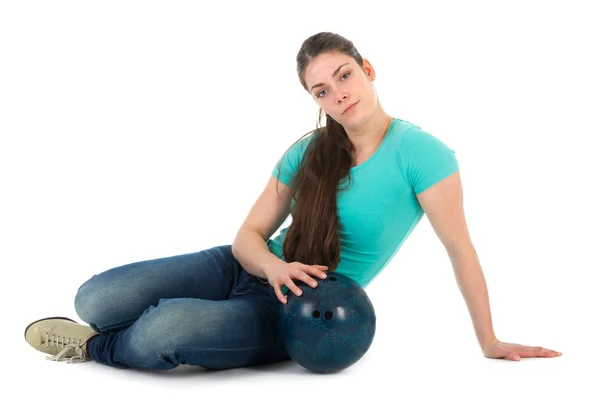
[24,316,98,363]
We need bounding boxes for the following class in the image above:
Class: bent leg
[88,281,290,370]
[74,245,244,333]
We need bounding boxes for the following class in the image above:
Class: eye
[316,72,351,98]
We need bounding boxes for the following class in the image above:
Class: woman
[24,31,561,369]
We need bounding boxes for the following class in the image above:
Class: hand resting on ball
[265,262,329,304]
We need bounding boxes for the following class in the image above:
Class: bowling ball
[277,272,376,373]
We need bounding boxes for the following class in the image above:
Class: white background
[2,0,599,399]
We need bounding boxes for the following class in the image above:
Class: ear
[362,58,375,78]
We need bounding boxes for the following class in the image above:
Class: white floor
[9,249,594,400]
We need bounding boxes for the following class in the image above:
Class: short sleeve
[398,126,460,194]
[271,134,316,187]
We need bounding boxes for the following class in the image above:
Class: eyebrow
[310,63,350,92]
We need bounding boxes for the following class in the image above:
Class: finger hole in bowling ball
[328,277,338,281]
[312,311,320,318]
[324,311,333,320]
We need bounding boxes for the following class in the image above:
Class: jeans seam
[230,276,257,296]
[97,317,139,333]
[163,344,285,355]
[151,345,289,369]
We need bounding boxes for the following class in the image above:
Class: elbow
[231,228,248,257]
[231,235,240,257]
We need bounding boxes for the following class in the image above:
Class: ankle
[85,334,99,358]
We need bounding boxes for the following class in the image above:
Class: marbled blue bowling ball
[278,272,376,373]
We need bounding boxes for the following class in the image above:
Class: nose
[336,92,348,103]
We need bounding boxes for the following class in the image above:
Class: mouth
[343,101,359,114]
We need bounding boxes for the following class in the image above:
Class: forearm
[448,245,496,349]
[232,229,287,279]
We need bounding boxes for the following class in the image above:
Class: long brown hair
[276,32,367,272]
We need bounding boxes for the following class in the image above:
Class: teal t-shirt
[267,118,459,292]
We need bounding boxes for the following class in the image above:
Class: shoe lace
[43,332,87,363]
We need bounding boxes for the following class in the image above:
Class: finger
[522,346,561,357]
[294,271,319,288]
[291,269,320,286]
[304,265,328,277]
[536,346,561,355]
[289,269,316,287]
[508,353,521,361]
[273,285,287,304]
[310,267,328,280]
[285,278,303,296]
[536,348,562,357]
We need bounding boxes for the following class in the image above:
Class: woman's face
[303,52,376,127]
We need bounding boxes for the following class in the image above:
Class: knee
[142,299,204,343]
[123,299,206,368]
[73,274,123,330]
[74,275,98,323]
[141,298,225,352]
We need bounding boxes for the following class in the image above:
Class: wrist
[262,260,286,278]
[480,336,498,350]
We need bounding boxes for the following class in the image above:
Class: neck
[344,106,392,153]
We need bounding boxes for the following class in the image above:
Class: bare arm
[232,229,287,279]
[232,175,293,279]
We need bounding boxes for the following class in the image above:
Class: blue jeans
[74,244,291,370]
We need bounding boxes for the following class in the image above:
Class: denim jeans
[74,244,291,370]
